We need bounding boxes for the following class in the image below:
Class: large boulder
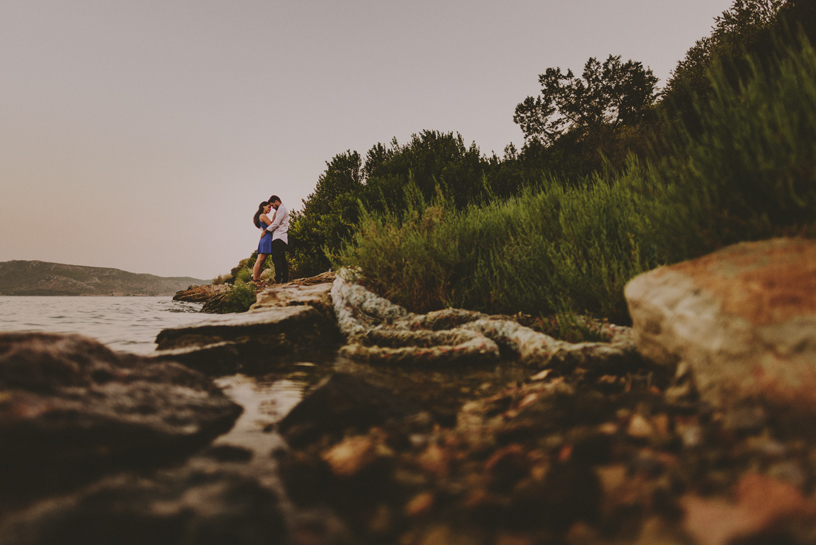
[625,238,816,413]
[0,332,242,507]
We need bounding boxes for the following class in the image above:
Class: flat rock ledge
[154,277,341,375]
[331,270,638,370]
[626,237,816,415]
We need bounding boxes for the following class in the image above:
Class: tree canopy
[513,55,658,146]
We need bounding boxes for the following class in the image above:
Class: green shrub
[234,267,252,284]
[217,279,257,313]
[211,274,230,285]
[335,177,656,324]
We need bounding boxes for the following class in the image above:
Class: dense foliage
[336,34,816,323]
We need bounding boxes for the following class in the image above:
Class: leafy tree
[514,55,658,146]
[288,151,363,276]
[660,0,795,131]
[288,131,511,278]
[362,130,487,209]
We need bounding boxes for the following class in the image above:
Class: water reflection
[211,363,332,456]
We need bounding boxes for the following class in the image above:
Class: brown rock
[404,492,435,517]
[173,283,228,303]
[322,435,392,477]
[625,238,816,412]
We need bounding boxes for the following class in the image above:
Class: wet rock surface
[0,332,242,510]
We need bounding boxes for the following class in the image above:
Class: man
[265,195,289,283]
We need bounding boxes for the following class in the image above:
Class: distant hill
[0,260,207,296]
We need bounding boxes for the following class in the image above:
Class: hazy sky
[1,0,733,279]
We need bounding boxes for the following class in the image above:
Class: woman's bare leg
[253,254,267,282]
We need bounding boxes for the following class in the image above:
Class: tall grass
[334,37,816,324]
[335,177,656,324]
[642,33,816,261]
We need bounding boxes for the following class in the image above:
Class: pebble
[768,461,807,488]
[627,414,655,439]
[322,435,380,476]
[405,492,435,517]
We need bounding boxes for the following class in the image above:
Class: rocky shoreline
[2,238,816,545]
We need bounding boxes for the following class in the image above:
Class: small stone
[417,443,449,478]
[200,444,253,463]
[723,406,767,435]
[768,461,806,488]
[368,504,393,535]
[597,422,618,435]
[664,382,693,404]
[405,492,435,517]
[674,361,691,380]
[683,426,703,448]
[495,533,535,545]
[627,414,655,439]
[519,393,538,407]
[596,464,628,494]
[530,369,552,381]
[485,444,529,490]
[743,435,787,460]
[409,434,429,450]
[630,451,667,477]
[322,435,379,476]
[651,414,670,436]
[418,524,480,545]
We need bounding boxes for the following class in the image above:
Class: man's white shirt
[265,203,289,244]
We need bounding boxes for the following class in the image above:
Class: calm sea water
[0,296,205,354]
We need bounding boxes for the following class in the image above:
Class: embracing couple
[252,195,289,284]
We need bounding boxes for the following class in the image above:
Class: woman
[252,201,276,282]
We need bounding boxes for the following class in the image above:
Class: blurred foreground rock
[626,238,816,416]
[0,466,288,545]
[278,373,419,448]
[0,332,242,509]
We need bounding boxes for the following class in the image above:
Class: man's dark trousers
[271,239,288,283]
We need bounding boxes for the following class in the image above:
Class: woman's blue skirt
[258,232,272,254]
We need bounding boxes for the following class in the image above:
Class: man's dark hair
[268,195,281,203]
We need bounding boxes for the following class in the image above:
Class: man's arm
[266,205,287,233]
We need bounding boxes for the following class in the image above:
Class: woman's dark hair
[253,201,269,229]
